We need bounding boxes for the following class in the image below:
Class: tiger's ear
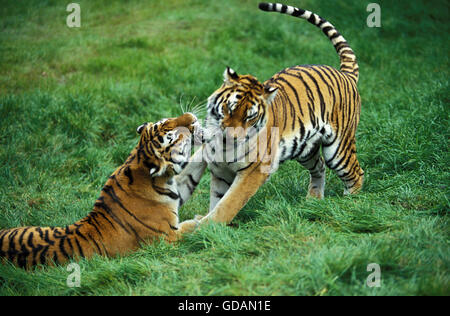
[264,86,278,105]
[137,122,151,134]
[223,67,239,85]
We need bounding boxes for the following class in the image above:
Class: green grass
[0,0,448,296]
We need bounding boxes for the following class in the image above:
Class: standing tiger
[0,113,206,268]
[189,2,365,225]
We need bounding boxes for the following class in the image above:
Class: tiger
[188,2,365,225]
[0,113,206,269]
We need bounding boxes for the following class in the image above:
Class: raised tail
[258,2,359,83]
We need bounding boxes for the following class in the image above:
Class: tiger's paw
[343,174,364,195]
[194,214,204,221]
[178,219,199,234]
[307,185,325,199]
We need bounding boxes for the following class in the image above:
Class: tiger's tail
[258,2,359,83]
[0,217,106,269]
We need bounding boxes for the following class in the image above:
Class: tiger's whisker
[187,96,197,112]
[178,94,186,115]
[190,98,208,112]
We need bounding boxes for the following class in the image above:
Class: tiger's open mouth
[168,116,204,174]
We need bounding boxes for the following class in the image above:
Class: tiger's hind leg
[297,145,326,199]
[323,135,364,195]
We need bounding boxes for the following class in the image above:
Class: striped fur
[259,2,359,82]
[197,3,364,225]
[0,113,206,269]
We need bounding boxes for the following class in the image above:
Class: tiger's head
[136,113,201,177]
[206,67,278,139]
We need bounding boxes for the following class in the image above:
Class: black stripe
[258,3,270,12]
[27,232,42,267]
[152,184,180,200]
[126,223,145,243]
[335,147,355,173]
[94,198,131,234]
[290,136,299,158]
[214,191,225,199]
[325,133,350,166]
[144,138,158,158]
[87,233,102,254]
[87,215,103,238]
[109,175,127,194]
[330,138,353,170]
[7,229,19,260]
[237,162,255,173]
[0,232,7,258]
[94,210,117,231]
[66,236,74,257]
[43,229,55,246]
[325,66,343,108]
[340,162,359,180]
[232,141,258,164]
[329,31,341,40]
[292,140,308,160]
[322,26,334,37]
[283,71,315,123]
[17,247,29,269]
[74,227,89,243]
[74,238,84,258]
[17,229,31,268]
[18,228,29,247]
[274,75,304,117]
[211,172,232,187]
[39,245,49,265]
[36,227,44,239]
[307,14,316,24]
[213,89,229,108]
[292,8,305,17]
[299,144,321,164]
[26,231,35,249]
[298,69,327,122]
[188,175,199,187]
[103,185,168,236]
[59,237,70,260]
[334,41,349,54]
[315,67,337,115]
[317,17,326,27]
[331,68,350,135]
[124,166,134,185]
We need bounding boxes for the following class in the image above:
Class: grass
[0,0,448,296]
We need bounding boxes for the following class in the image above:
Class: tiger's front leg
[209,170,235,212]
[175,148,207,206]
[199,167,270,224]
[166,218,201,242]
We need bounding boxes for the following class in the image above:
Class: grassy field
[0,0,448,296]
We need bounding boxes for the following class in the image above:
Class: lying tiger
[186,3,365,225]
[0,113,206,268]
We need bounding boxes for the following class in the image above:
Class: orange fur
[195,3,364,225]
[0,113,206,268]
